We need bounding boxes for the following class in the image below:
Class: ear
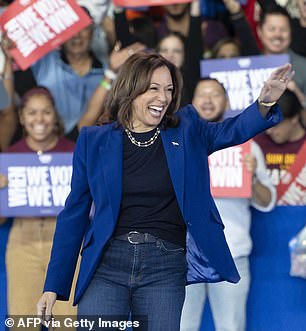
[256,26,263,41]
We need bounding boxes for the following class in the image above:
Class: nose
[35,112,44,122]
[158,90,168,102]
[202,94,212,103]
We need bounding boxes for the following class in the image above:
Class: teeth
[33,125,45,133]
[271,39,282,45]
[149,106,163,112]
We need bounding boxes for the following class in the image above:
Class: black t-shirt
[114,128,186,247]
[290,19,306,58]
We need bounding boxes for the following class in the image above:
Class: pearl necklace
[125,127,160,148]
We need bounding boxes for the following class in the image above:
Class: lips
[270,38,285,46]
[149,106,164,117]
[32,125,47,134]
[200,107,214,113]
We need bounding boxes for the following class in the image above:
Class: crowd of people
[0,0,306,330]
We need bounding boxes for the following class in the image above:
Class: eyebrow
[150,82,173,87]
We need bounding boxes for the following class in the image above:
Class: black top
[114,128,186,247]
[290,19,306,58]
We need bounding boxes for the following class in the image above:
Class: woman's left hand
[258,63,295,104]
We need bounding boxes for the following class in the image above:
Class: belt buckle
[127,231,141,244]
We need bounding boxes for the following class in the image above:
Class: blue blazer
[44,102,281,305]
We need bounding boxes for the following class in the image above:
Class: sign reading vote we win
[209,141,252,198]
[201,54,289,117]
[0,153,73,217]
[0,0,92,70]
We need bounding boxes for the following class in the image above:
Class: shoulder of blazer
[177,104,197,118]
[176,104,209,132]
[79,123,117,140]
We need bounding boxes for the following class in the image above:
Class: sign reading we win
[209,141,252,198]
[0,153,73,217]
[201,54,289,117]
[0,0,92,70]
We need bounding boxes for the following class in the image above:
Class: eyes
[149,85,173,93]
[159,48,183,55]
[23,108,55,117]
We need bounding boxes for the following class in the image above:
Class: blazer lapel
[99,124,123,224]
[161,127,185,216]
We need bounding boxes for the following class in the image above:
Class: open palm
[258,63,295,103]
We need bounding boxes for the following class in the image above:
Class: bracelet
[258,98,276,107]
[104,69,117,81]
[100,80,111,90]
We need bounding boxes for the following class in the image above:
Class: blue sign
[200,54,290,116]
[0,153,73,217]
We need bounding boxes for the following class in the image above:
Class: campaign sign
[277,142,306,206]
[0,153,73,217]
[0,0,92,70]
[201,54,289,116]
[113,0,191,8]
[209,141,252,198]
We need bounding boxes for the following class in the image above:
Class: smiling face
[20,94,58,146]
[62,26,92,57]
[158,35,185,68]
[192,80,228,122]
[164,3,189,18]
[215,42,240,58]
[130,66,173,132]
[257,14,291,54]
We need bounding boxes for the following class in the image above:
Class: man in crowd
[180,78,276,331]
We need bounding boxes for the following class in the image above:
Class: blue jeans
[78,237,187,330]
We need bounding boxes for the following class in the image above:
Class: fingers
[287,69,295,82]
[113,41,121,53]
[243,154,257,174]
[37,292,57,322]
[125,42,146,56]
[0,174,8,188]
[37,297,47,321]
[271,63,293,81]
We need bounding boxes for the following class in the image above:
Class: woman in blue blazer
[37,53,293,330]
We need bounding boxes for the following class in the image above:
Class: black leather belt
[115,231,158,244]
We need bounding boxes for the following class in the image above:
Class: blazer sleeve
[197,101,282,155]
[43,127,93,300]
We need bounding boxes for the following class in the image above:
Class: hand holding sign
[258,63,295,105]
[0,173,8,188]
[0,0,92,70]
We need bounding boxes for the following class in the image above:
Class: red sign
[209,141,252,198]
[0,0,92,70]
[113,0,191,7]
[277,141,306,205]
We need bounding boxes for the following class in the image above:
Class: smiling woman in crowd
[0,87,77,319]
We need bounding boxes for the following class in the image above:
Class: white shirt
[215,141,276,259]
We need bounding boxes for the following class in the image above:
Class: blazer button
[187,221,192,226]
